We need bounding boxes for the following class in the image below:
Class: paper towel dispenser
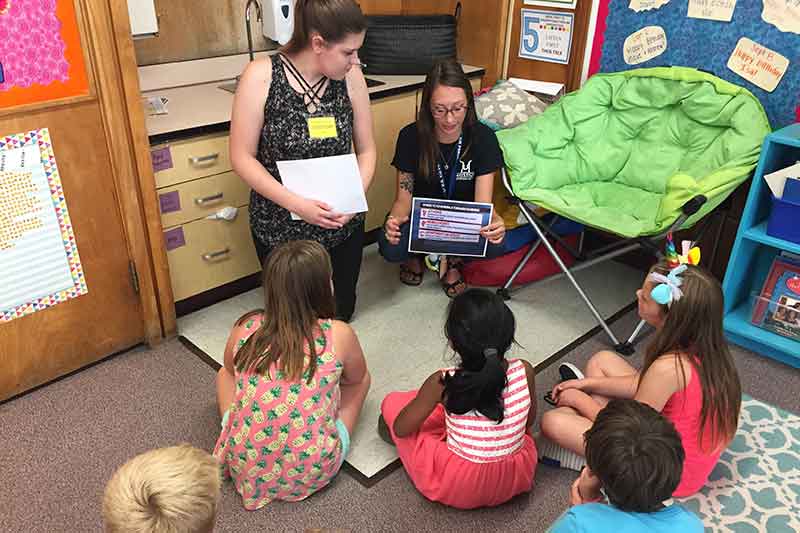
[262,0,295,45]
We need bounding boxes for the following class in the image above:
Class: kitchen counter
[139,51,484,142]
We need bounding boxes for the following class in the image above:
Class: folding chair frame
[497,168,707,355]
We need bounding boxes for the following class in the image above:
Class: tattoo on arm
[399,172,414,194]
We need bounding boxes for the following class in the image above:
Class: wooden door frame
[75,0,174,343]
[105,0,178,340]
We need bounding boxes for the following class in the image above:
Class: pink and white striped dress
[381,358,538,509]
[444,359,531,463]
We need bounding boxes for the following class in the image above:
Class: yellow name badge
[307,116,338,139]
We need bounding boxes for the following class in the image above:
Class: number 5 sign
[518,9,574,65]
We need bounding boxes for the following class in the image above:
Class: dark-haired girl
[379,289,537,509]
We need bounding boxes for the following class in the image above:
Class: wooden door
[0,0,158,400]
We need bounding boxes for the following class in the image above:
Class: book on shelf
[750,253,800,342]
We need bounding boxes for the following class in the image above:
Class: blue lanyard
[436,135,463,199]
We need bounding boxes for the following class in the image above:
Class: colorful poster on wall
[629,0,670,12]
[727,37,789,93]
[519,9,574,65]
[762,0,800,34]
[623,26,667,65]
[688,0,737,22]
[0,128,87,322]
[0,0,90,108]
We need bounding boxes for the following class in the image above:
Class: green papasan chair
[495,66,770,353]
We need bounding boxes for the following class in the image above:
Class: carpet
[2,310,799,532]
[676,395,800,533]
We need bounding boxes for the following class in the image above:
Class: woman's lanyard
[436,135,463,199]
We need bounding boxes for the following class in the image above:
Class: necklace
[439,144,455,171]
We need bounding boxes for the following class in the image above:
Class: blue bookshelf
[722,123,800,368]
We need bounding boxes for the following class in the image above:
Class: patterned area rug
[677,395,800,532]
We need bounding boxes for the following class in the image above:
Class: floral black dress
[249,54,364,251]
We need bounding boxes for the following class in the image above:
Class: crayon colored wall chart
[0,128,87,322]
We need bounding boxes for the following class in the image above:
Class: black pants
[252,223,365,322]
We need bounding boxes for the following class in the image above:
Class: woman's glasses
[431,104,468,118]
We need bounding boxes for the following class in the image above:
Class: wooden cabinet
[366,92,419,230]
[151,133,260,302]
[165,212,261,301]
[152,134,232,188]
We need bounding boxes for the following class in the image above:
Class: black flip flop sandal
[399,262,424,286]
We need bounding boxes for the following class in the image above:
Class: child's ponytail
[443,348,508,422]
[442,290,516,423]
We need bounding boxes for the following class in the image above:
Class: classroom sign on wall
[519,9,574,65]
[0,0,90,108]
[0,128,87,322]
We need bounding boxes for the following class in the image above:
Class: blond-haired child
[103,444,220,533]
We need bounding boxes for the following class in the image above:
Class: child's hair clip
[649,264,688,307]
[678,239,701,266]
[483,348,498,359]
[665,233,680,268]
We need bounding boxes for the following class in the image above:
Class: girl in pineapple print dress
[214,240,371,510]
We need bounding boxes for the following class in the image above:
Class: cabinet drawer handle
[189,153,220,166]
[194,192,224,205]
[202,248,230,261]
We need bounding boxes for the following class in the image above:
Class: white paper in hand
[277,153,368,220]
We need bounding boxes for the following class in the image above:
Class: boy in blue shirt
[549,399,703,532]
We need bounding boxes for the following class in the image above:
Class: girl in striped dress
[379,289,538,509]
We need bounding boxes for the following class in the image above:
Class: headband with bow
[650,264,688,306]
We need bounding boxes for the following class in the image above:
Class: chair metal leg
[521,209,624,347]
[497,238,542,300]
[615,319,647,356]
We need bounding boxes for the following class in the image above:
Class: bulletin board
[0,0,90,109]
[588,1,800,128]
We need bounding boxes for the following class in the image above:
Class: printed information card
[0,128,87,322]
[518,9,574,65]
[409,198,493,257]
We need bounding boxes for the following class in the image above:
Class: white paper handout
[277,153,368,220]
[764,162,800,198]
